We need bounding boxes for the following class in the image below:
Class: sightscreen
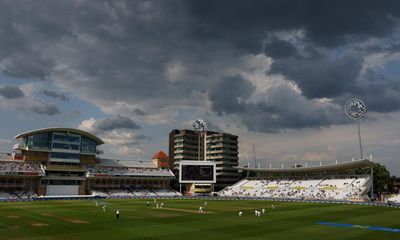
[179,162,216,183]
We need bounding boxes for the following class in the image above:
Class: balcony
[207,155,238,160]
[213,161,238,166]
[45,165,85,172]
[174,138,198,144]
[207,149,238,154]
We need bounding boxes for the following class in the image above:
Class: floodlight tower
[344,98,367,159]
[192,119,207,161]
[344,98,372,199]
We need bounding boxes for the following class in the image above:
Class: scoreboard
[179,161,216,183]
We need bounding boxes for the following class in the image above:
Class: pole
[253,144,256,168]
[198,133,201,161]
[203,132,207,161]
[370,166,374,200]
[357,119,364,159]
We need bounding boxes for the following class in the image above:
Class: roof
[14,128,104,145]
[152,151,169,160]
[238,159,374,174]
[96,158,156,168]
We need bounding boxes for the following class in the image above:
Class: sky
[0,0,400,175]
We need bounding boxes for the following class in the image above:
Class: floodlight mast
[357,119,363,159]
[344,98,372,199]
[344,98,366,160]
[192,119,207,161]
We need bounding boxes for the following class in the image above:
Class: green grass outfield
[0,199,400,240]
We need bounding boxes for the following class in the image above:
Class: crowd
[0,190,37,200]
[0,161,44,174]
[219,177,370,201]
[388,194,400,203]
[91,189,181,198]
[85,166,174,177]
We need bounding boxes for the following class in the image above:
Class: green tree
[354,163,390,197]
[387,176,400,193]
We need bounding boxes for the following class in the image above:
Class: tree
[353,163,390,198]
[387,176,400,193]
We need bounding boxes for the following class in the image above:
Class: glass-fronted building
[4,128,174,197]
[13,128,104,196]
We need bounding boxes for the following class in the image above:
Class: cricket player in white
[199,206,203,213]
[160,203,164,208]
[238,211,243,216]
[156,203,159,208]
[103,204,107,212]
[262,209,265,214]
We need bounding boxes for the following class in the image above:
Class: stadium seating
[108,189,135,197]
[0,192,11,199]
[91,190,109,197]
[219,176,371,201]
[85,166,174,178]
[0,190,37,200]
[0,161,45,175]
[91,189,181,198]
[388,194,400,203]
[155,189,182,197]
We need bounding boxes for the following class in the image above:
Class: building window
[50,152,80,160]
[81,137,97,153]
[26,133,51,149]
[52,132,81,151]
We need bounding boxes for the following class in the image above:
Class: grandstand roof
[97,158,156,168]
[14,128,104,145]
[238,159,374,173]
[152,151,169,160]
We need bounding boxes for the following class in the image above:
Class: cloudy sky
[0,0,400,175]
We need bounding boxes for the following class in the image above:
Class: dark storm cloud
[269,51,364,99]
[28,101,60,116]
[42,90,70,101]
[264,37,298,59]
[209,75,347,132]
[0,0,399,132]
[0,86,25,99]
[3,55,53,80]
[202,119,222,132]
[209,75,256,115]
[134,109,146,116]
[337,68,400,113]
[185,0,400,48]
[94,115,141,132]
